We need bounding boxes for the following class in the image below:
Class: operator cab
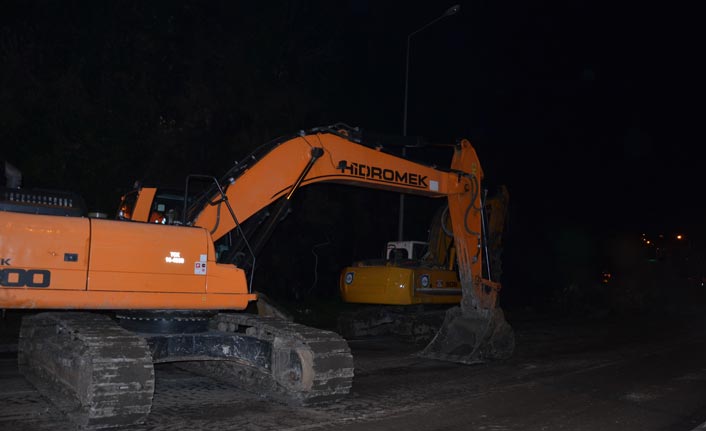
[118,187,188,225]
[386,240,429,261]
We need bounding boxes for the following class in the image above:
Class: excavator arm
[192,127,496,311]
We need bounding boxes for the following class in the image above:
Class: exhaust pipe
[3,161,22,188]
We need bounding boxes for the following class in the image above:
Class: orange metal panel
[132,187,157,222]
[205,262,250,294]
[0,212,89,290]
[87,219,212,293]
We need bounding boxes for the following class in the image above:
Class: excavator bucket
[419,304,515,364]
[419,185,515,364]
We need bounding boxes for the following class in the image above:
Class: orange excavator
[0,124,514,428]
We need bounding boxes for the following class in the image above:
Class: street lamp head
[403,2,461,137]
[444,4,461,17]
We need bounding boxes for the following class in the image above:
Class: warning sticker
[194,262,207,275]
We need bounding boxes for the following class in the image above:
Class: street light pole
[398,4,461,241]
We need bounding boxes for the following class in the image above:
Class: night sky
[1,1,702,306]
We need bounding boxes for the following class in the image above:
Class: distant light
[601,272,612,284]
[676,234,683,240]
[646,240,651,245]
[444,4,461,16]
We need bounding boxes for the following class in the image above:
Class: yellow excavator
[338,186,509,341]
[0,124,514,428]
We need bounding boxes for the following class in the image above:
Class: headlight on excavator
[344,272,354,285]
[420,274,430,288]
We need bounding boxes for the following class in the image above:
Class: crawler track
[337,305,449,344]
[16,312,354,428]
[18,312,155,429]
[184,313,354,405]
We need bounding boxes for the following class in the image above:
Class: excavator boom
[191,128,495,310]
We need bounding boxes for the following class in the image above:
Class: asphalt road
[1,311,705,431]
